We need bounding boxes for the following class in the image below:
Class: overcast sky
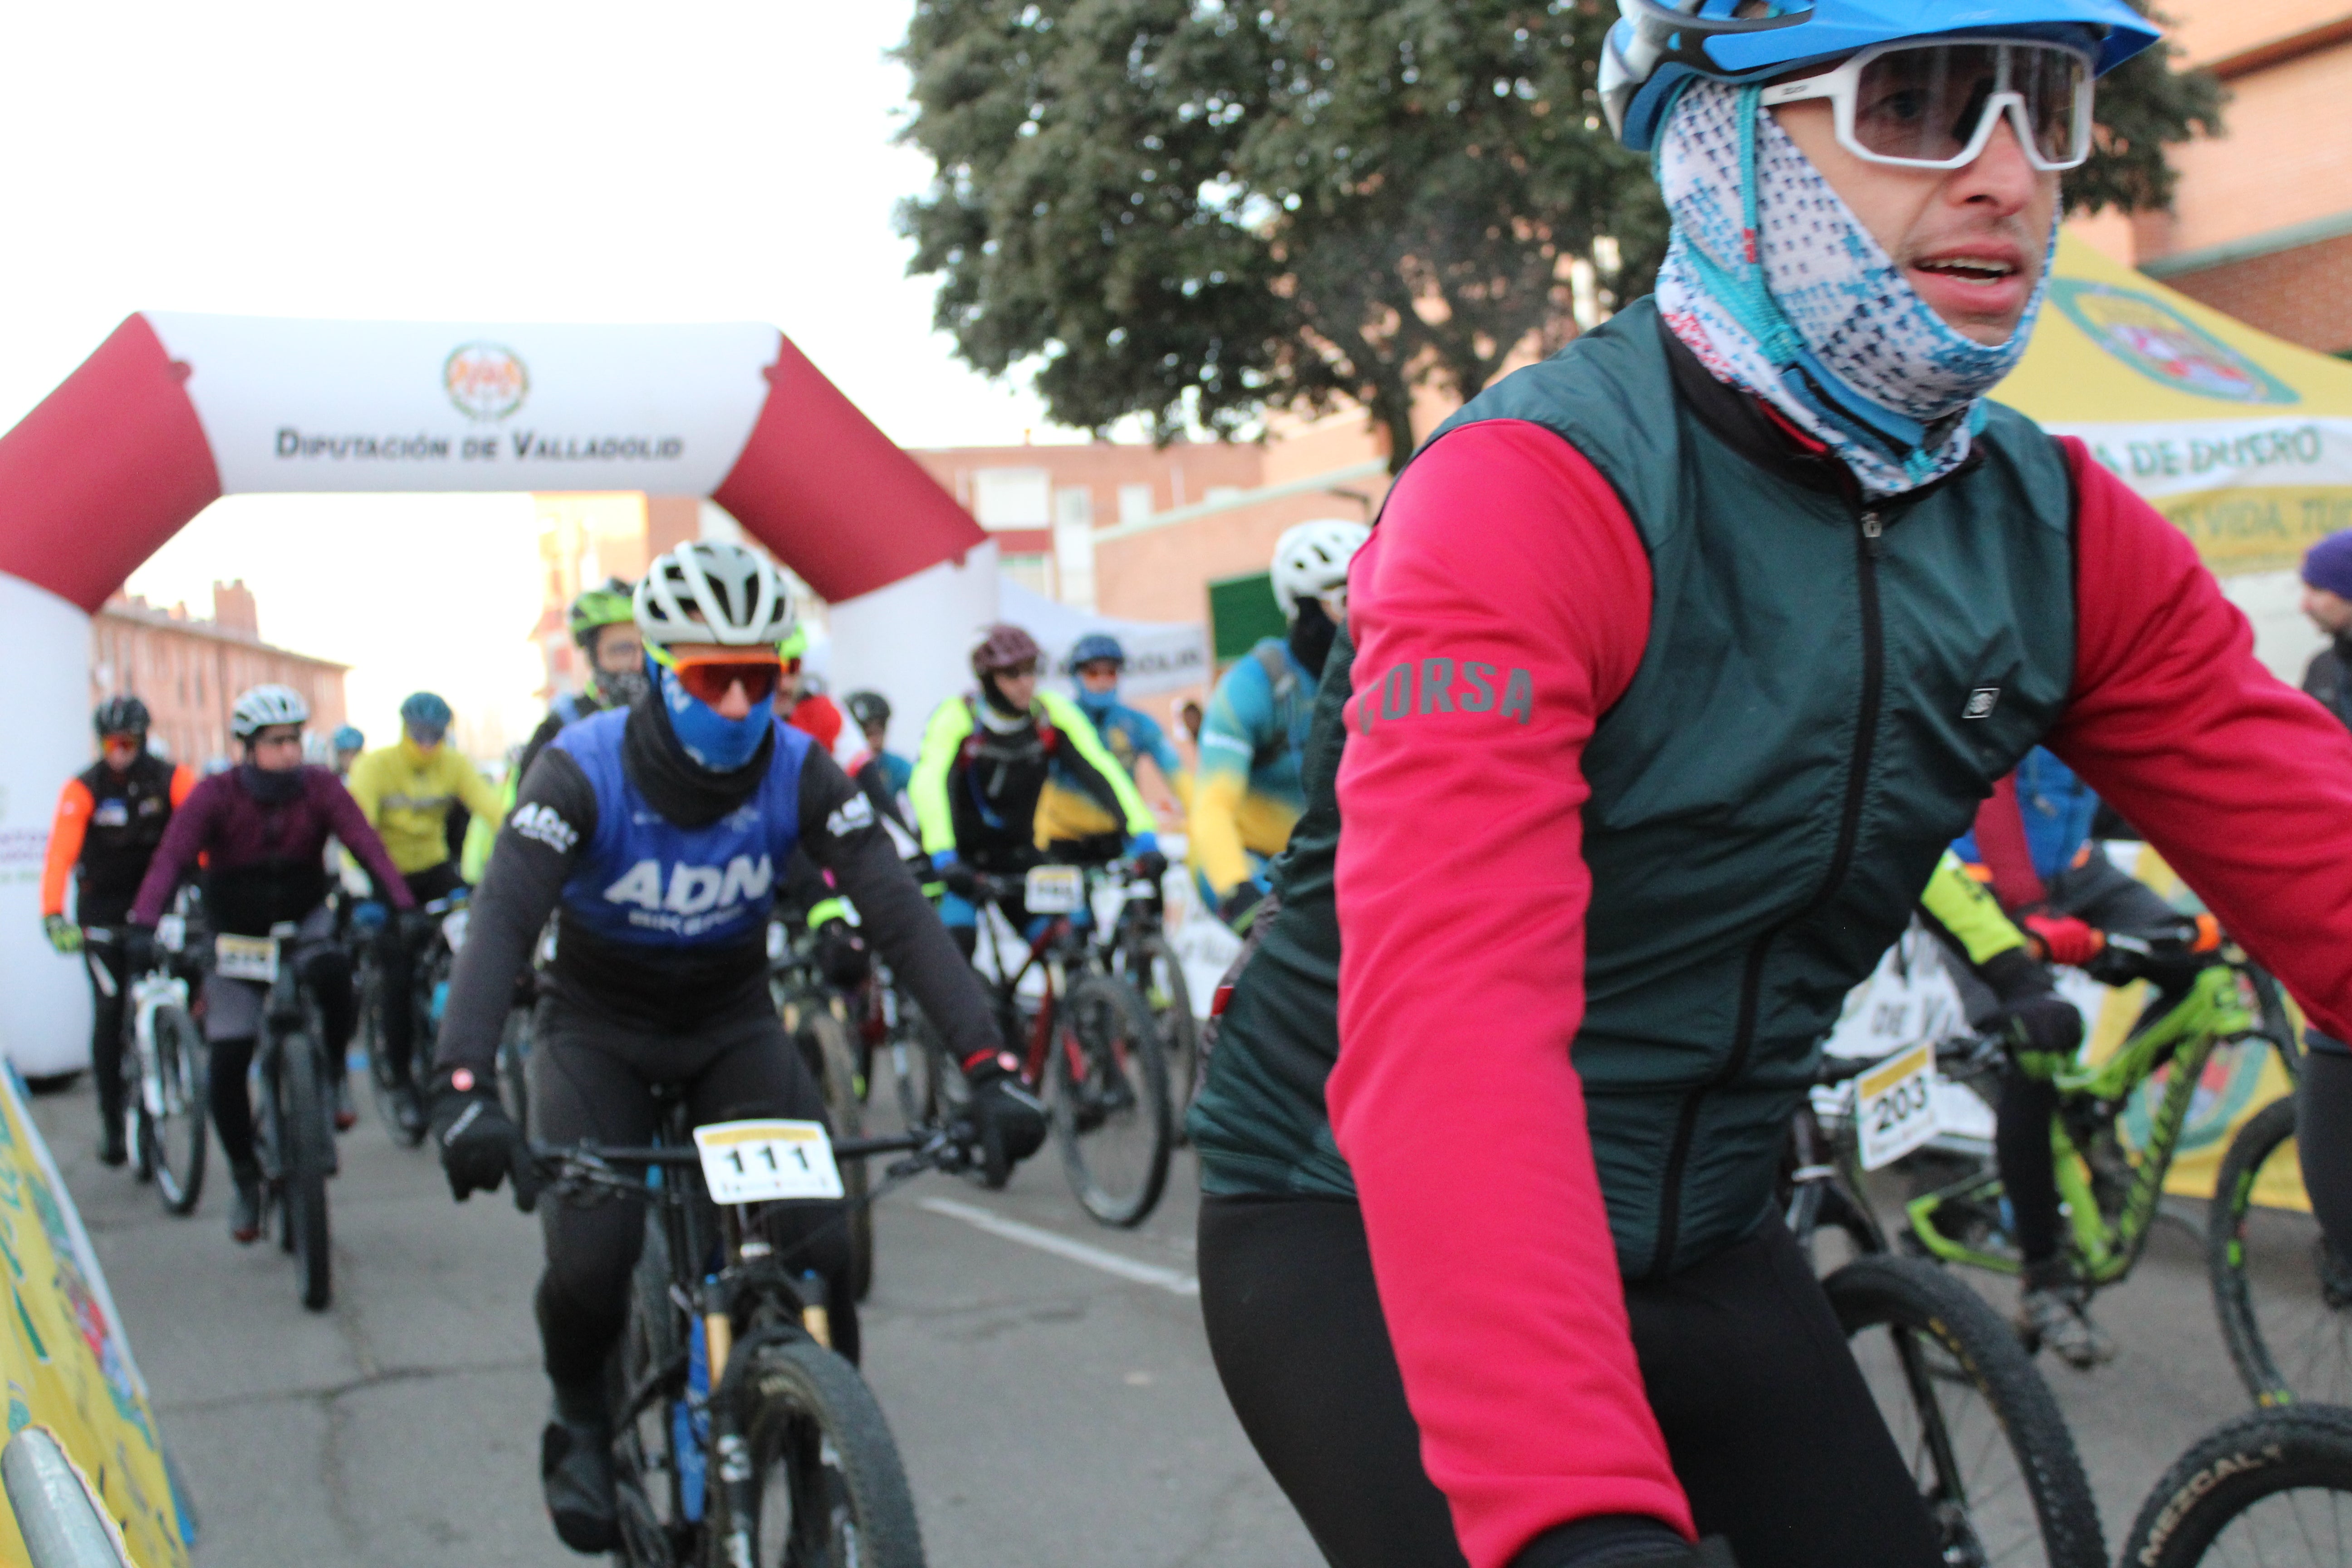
[0,0,1067,752]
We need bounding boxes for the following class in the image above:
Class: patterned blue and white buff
[1653,81,2055,500]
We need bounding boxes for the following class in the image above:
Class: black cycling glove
[2000,995,2084,1080]
[1511,1516,1737,1568]
[429,1067,540,1210]
[961,1049,1047,1186]
[1132,848,1170,885]
[119,925,158,975]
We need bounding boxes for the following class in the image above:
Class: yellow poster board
[1993,235,2352,576]
[0,1071,192,1567]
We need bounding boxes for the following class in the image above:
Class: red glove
[2022,912,2103,968]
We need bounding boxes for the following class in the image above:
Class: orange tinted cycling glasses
[664,652,785,706]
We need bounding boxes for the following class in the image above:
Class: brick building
[90,581,348,768]
[2075,2,2352,355]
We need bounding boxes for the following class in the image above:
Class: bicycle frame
[1906,960,2264,1284]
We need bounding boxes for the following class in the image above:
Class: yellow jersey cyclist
[1186,6,2352,1568]
[427,540,1043,1553]
[1190,520,1367,927]
[345,690,506,1135]
[911,623,1166,972]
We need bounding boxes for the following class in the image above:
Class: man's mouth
[1912,256,2020,283]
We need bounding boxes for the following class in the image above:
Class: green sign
[1208,571,1284,664]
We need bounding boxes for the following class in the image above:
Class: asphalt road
[24,1070,2326,1567]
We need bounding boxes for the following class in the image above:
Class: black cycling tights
[1199,1195,1942,1568]
[2300,1049,2352,1259]
[531,992,857,1400]
[206,950,358,1177]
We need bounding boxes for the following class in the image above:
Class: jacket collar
[1657,314,1984,510]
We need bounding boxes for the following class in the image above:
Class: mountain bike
[533,1104,975,1567]
[84,921,208,1216]
[771,927,873,1302]
[2117,1404,2352,1567]
[1093,862,1197,1115]
[1903,921,2294,1310]
[2208,1090,2352,1407]
[214,922,339,1310]
[353,892,469,1147]
[1788,1044,2107,1568]
[959,861,1172,1227]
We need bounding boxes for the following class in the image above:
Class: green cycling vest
[1189,301,2078,1278]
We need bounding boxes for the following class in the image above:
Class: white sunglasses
[1758,38,2096,172]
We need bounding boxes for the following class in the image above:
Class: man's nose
[1955,112,2038,214]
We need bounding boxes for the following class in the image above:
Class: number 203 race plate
[1856,1042,1939,1171]
[693,1120,844,1204]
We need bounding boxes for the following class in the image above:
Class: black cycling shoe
[541,1416,618,1553]
[97,1124,128,1169]
[228,1167,264,1245]
[391,1084,427,1141]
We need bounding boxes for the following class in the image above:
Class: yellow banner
[0,1073,191,1568]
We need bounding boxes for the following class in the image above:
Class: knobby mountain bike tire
[1049,973,1172,1228]
[279,1033,333,1311]
[1119,932,1198,1117]
[496,1005,533,1143]
[143,1001,207,1217]
[741,1337,926,1568]
[2120,1405,2352,1568]
[1824,1254,2106,1568]
[2208,1098,2352,1407]
[796,1007,873,1303]
[609,1215,686,1564]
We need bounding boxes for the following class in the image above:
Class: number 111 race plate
[692,1120,844,1203]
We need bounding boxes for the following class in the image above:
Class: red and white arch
[0,313,995,1072]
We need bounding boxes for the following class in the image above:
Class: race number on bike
[691,1119,845,1204]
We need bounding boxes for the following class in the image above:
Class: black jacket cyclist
[428,540,1043,1555]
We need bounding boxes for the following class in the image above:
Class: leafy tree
[898,2,2219,470]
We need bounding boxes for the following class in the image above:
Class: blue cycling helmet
[1069,633,1126,672]
[1602,0,2162,153]
[332,724,364,753]
[399,691,454,740]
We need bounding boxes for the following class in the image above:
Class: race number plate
[693,1120,844,1203]
[1024,865,1084,914]
[1856,1042,1938,1171]
[213,934,279,984]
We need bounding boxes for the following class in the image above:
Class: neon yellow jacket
[1918,850,2029,966]
[911,688,1153,858]
[346,739,506,877]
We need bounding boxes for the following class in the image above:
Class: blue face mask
[1073,683,1119,721]
[658,666,772,771]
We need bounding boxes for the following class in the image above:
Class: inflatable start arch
[0,313,999,1071]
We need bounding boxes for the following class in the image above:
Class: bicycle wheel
[496,1005,533,1143]
[144,1002,207,1217]
[1048,973,1172,1228]
[889,992,956,1132]
[739,1336,925,1568]
[2120,1406,2352,1568]
[1824,1254,2106,1568]
[2210,1098,2352,1406]
[608,1214,687,1563]
[796,1008,873,1303]
[278,1033,333,1311]
[1119,932,1198,1116]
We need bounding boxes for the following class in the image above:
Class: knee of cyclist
[301,947,353,993]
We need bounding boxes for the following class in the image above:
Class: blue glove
[1128,833,1168,886]
[1129,832,1159,858]
[351,900,389,933]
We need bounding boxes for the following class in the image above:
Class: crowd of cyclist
[33,3,2352,1564]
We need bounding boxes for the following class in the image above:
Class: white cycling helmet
[230,684,310,740]
[635,540,798,650]
[1270,519,1371,619]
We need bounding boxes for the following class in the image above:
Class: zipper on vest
[1647,507,1887,1278]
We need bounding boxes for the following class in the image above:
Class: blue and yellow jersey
[1191,637,1317,899]
[1076,698,1184,785]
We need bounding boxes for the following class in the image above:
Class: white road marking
[916,1197,1201,1297]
